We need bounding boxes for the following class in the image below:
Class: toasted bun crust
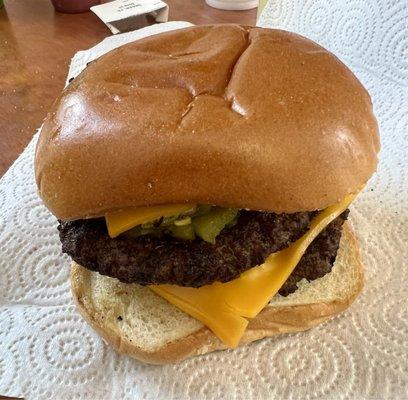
[70,223,364,364]
[35,25,379,220]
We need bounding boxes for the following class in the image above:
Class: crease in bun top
[35,24,380,349]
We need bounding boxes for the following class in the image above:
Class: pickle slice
[192,208,238,244]
[195,204,213,216]
[122,205,238,243]
[168,224,196,241]
[125,225,157,238]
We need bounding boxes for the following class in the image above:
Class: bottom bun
[70,222,364,364]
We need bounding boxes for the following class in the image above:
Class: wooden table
[0,0,257,177]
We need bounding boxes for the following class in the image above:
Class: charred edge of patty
[58,209,349,294]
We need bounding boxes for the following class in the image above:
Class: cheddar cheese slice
[150,194,355,348]
[106,204,195,238]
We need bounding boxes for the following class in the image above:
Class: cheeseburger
[35,25,380,364]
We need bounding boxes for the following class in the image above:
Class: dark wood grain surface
[0,0,257,177]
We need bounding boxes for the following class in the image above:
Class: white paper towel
[0,6,407,399]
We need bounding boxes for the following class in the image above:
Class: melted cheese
[106,204,195,238]
[150,194,355,348]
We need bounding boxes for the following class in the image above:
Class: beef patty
[58,209,348,296]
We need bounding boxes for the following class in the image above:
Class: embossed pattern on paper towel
[0,6,407,399]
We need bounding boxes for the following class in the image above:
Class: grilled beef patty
[58,209,348,295]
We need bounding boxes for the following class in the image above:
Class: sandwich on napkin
[35,24,380,364]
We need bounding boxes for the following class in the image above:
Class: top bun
[35,25,380,220]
